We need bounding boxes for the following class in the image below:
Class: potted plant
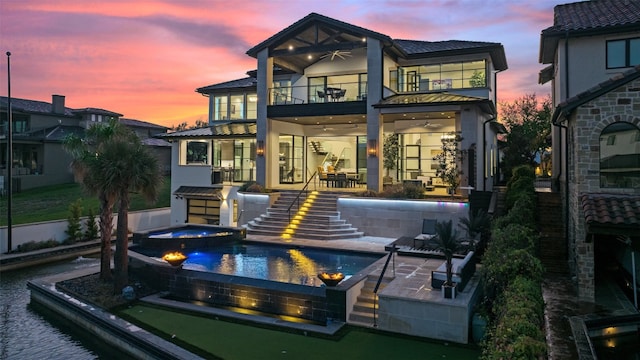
[433,132,464,196]
[383,133,399,185]
[434,219,461,299]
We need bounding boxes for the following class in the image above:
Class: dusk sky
[0,0,567,128]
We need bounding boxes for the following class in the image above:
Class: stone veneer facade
[564,77,640,301]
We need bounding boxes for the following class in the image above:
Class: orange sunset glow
[0,0,565,128]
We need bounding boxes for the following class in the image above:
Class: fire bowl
[318,272,345,287]
[162,251,188,267]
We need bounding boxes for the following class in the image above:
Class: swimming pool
[133,241,382,287]
[129,238,385,324]
[132,225,245,250]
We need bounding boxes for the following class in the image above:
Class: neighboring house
[119,118,172,175]
[539,0,640,302]
[0,94,171,191]
[161,12,507,227]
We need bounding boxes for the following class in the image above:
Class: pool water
[134,241,382,287]
[148,227,233,239]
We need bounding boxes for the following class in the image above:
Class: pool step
[245,190,363,240]
[348,274,392,327]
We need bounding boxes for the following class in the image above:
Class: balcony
[270,81,367,106]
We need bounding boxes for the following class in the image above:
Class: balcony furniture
[325,87,345,102]
[326,173,336,187]
[336,173,348,187]
[431,251,476,292]
[413,219,437,249]
[317,90,326,102]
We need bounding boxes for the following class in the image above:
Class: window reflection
[599,122,640,188]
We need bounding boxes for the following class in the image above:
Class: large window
[607,38,640,69]
[181,140,210,165]
[599,122,640,188]
[213,93,257,120]
[308,74,366,103]
[390,60,486,92]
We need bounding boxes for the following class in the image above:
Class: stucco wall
[1,208,170,253]
[337,197,469,238]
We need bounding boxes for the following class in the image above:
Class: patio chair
[336,173,348,187]
[414,219,437,249]
[326,173,336,187]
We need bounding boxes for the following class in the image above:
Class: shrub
[378,184,405,198]
[64,199,83,244]
[357,190,379,197]
[15,239,59,253]
[401,183,425,199]
[238,181,267,193]
[482,276,546,360]
[84,208,99,241]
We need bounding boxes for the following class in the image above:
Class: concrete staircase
[245,190,364,240]
[537,192,569,274]
[348,274,393,326]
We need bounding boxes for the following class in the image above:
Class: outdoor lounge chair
[413,219,438,249]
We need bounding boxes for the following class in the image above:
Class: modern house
[539,0,640,302]
[0,94,171,192]
[161,12,507,227]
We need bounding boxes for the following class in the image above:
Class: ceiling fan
[320,50,352,61]
[420,121,438,128]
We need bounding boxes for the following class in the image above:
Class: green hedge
[480,165,546,359]
[482,276,546,359]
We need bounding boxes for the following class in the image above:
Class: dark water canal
[0,256,131,360]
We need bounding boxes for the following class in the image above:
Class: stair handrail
[235,209,244,225]
[287,170,318,223]
[373,244,396,328]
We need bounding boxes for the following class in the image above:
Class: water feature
[133,224,245,251]
[132,240,382,287]
[0,256,131,359]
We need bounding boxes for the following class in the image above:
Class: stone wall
[566,78,640,301]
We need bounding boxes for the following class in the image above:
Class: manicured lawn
[119,304,480,360]
[0,178,171,226]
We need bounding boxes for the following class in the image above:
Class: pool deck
[243,234,481,343]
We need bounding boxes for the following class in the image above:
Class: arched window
[599,122,640,188]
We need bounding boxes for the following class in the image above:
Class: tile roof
[120,118,168,130]
[394,39,497,54]
[196,77,257,93]
[0,96,76,116]
[543,0,640,34]
[552,65,640,123]
[581,193,640,231]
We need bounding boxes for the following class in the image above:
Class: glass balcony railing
[270,81,367,105]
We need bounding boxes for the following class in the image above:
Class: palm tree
[64,122,126,281]
[103,133,162,292]
[458,208,491,251]
[65,121,162,291]
[434,219,460,289]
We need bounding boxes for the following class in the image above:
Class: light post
[5,51,12,252]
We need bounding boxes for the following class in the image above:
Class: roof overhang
[374,92,496,115]
[158,121,257,140]
[173,186,222,198]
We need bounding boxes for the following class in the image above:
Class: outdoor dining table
[325,87,345,101]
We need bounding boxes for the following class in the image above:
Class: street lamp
[5,51,12,252]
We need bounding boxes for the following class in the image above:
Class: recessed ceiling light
[288,45,293,50]
[308,55,313,60]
